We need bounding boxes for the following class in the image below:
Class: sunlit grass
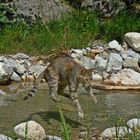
[0,10,139,55]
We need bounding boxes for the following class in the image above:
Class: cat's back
[47,55,81,72]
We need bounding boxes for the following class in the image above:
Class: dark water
[0,83,140,138]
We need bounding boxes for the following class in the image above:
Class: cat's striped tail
[23,72,45,100]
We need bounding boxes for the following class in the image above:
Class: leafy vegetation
[0,3,140,55]
[59,104,71,140]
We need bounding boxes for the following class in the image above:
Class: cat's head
[79,68,93,89]
[79,68,97,103]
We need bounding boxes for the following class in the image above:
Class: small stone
[71,49,83,55]
[0,90,6,95]
[102,71,110,79]
[108,40,123,52]
[46,135,62,140]
[79,131,88,138]
[10,71,22,82]
[92,73,103,81]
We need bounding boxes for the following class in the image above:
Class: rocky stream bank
[0,32,140,89]
[0,32,140,140]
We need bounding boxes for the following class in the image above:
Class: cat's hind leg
[46,74,60,102]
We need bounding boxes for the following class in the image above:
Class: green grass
[59,103,71,140]
[0,10,140,55]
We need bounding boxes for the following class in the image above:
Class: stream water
[0,82,140,139]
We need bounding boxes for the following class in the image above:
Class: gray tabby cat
[24,55,97,118]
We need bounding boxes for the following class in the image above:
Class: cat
[24,55,97,118]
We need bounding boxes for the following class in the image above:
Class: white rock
[82,48,88,55]
[4,58,27,75]
[10,71,22,82]
[46,135,62,140]
[71,53,95,69]
[14,120,46,140]
[85,47,91,51]
[14,53,31,60]
[123,57,140,72]
[0,62,13,85]
[70,49,83,55]
[0,90,6,95]
[28,64,47,78]
[101,126,132,139]
[105,68,140,85]
[102,71,110,79]
[0,134,13,140]
[106,53,123,72]
[71,53,81,60]
[95,56,107,71]
[92,73,103,81]
[127,118,140,129]
[121,49,140,60]
[123,32,140,52]
[108,40,124,52]
[81,56,95,69]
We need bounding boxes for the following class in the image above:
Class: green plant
[0,9,139,55]
[58,103,71,140]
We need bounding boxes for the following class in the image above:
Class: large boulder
[14,120,46,140]
[14,0,71,22]
[123,32,140,52]
[105,68,140,86]
[106,53,123,72]
[0,62,13,85]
